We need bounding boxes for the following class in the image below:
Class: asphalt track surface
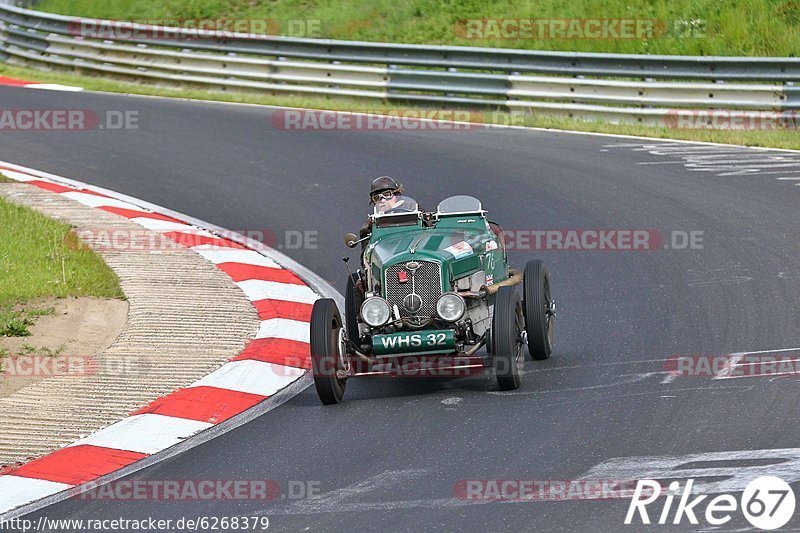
[1,86,799,532]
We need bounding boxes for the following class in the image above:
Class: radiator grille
[384,261,442,318]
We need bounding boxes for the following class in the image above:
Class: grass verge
[1,62,798,150]
[0,187,124,336]
[34,0,800,57]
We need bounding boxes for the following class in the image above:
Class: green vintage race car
[309,195,555,404]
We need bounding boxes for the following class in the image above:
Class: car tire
[344,273,364,342]
[310,298,347,405]
[493,285,524,391]
[523,259,554,361]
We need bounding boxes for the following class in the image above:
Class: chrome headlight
[436,293,466,322]
[361,297,391,327]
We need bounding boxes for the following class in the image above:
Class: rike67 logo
[625,476,795,529]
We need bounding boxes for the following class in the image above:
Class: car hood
[367,228,486,270]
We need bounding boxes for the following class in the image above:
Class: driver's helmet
[370,176,403,204]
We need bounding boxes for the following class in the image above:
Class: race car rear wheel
[523,259,554,360]
[344,273,364,342]
[493,285,524,391]
[310,298,348,405]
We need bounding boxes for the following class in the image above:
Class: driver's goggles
[371,190,396,203]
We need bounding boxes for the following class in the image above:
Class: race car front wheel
[523,259,554,360]
[493,285,524,391]
[310,298,348,405]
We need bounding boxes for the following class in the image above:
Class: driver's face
[371,189,398,204]
[375,193,400,214]
[378,195,399,208]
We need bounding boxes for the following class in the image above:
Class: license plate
[372,329,456,356]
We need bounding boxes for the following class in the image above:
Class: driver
[360,176,403,240]
[370,176,405,214]
[359,176,429,247]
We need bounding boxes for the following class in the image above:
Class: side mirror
[344,232,359,248]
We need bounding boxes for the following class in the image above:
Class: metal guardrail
[0,2,797,125]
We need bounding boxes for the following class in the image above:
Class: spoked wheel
[310,298,349,405]
[492,285,525,391]
[523,259,554,360]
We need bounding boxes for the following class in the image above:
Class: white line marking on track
[687,277,752,287]
[527,358,670,372]
[715,354,744,379]
[734,357,800,368]
[488,373,655,395]
[728,347,800,356]
[739,169,800,175]
[262,497,489,515]
[263,470,444,515]
[441,397,462,406]
[608,141,800,185]
[0,169,36,181]
[27,83,83,92]
[714,347,800,380]
[635,161,688,165]
[584,385,753,404]
[255,444,800,516]
[686,160,800,167]
[660,373,678,384]
[579,447,800,495]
